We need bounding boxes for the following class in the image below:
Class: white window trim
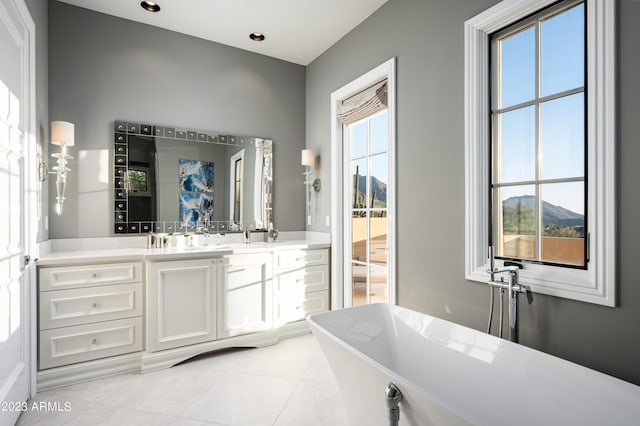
[229,149,244,224]
[464,0,616,306]
[330,57,397,310]
[253,140,265,229]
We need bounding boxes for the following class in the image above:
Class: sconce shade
[51,121,75,147]
[301,149,315,166]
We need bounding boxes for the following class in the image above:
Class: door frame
[2,0,37,402]
[228,149,245,224]
[329,57,396,309]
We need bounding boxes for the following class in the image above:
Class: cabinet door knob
[91,273,97,279]
[92,338,98,345]
[91,302,98,309]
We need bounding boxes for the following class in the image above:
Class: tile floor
[17,334,348,426]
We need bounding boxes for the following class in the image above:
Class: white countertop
[36,234,330,266]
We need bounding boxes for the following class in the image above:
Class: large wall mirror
[113,120,273,234]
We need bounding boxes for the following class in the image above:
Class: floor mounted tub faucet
[487,249,534,343]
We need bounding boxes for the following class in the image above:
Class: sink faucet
[487,249,533,343]
[243,226,251,244]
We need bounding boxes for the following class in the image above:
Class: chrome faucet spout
[385,383,403,426]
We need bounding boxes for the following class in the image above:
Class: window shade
[338,80,388,125]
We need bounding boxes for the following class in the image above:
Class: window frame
[490,0,587,269]
[330,57,397,310]
[464,0,615,306]
[229,149,244,224]
[345,109,390,306]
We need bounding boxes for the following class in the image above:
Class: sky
[345,5,585,216]
[350,110,389,187]
[496,3,585,215]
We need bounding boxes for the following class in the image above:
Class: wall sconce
[301,149,321,192]
[301,149,320,221]
[39,121,75,215]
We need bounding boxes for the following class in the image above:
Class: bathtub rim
[308,303,640,425]
[308,303,474,422]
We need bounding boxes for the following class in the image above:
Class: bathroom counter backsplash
[36,232,330,266]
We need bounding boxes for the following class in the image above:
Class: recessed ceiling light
[141,1,160,12]
[249,32,265,42]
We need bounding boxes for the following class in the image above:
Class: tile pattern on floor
[17,334,348,426]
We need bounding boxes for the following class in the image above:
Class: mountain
[503,195,583,227]
[353,174,387,208]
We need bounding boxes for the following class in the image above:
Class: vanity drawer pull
[91,273,98,279]
[295,305,305,310]
[92,338,98,345]
[91,302,98,309]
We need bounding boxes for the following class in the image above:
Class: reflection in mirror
[113,121,273,234]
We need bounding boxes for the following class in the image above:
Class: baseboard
[37,321,312,390]
[37,352,141,392]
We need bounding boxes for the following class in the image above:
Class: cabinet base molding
[141,320,311,373]
[37,321,312,390]
[37,352,141,392]
[141,331,277,373]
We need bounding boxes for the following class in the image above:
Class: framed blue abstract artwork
[179,159,214,192]
[179,159,214,227]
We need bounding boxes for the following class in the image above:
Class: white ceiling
[56,0,388,65]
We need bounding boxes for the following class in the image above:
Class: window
[128,168,149,194]
[347,109,389,306]
[465,0,615,306]
[330,58,396,309]
[229,149,244,224]
[233,157,242,223]
[491,1,586,267]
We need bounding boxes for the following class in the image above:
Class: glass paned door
[346,110,389,306]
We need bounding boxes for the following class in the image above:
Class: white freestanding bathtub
[308,304,640,426]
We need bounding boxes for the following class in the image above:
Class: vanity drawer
[274,265,329,296]
[40,262,142,291]
[39,283,142,330]
[275,249,328,269]
[274,291,329,325]
[39,317,143,369]
[223,253,272,290]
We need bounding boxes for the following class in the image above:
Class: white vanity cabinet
[36,241,331,389]
[38,262,144,370]
[273,248,329,325]
[218,253,273,338]
[146,259,218,352]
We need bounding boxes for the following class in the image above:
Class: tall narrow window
[331,58,396,309]
[348,109,389,306]
[465,0,615,306]
[229,149,244,224]
[491,1,586,267]
[233,158,242,223]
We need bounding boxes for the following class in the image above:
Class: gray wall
[306,0,640,385]
[48,1,306,238]
[25,0,48,243]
